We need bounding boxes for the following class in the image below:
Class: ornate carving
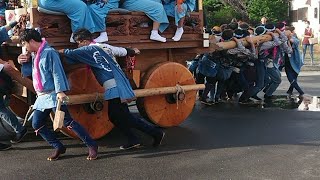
[184,15,202,34]
[129,16,152,35]
[6,0,21,9]
[106,16,128,36]
[13,13,29,36]
[37,16,71,37]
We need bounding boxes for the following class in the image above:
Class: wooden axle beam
[65,84,205,105]
[0,59,35,93]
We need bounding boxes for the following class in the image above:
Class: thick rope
[175,84,186,109]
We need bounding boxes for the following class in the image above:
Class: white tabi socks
[94,32,108,43]
[150,30,166,42]
[172,27,184,41]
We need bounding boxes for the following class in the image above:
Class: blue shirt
[64,45,135,101]
[0,26,9,44]
[23,43,70,111]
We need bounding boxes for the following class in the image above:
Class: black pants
[285,62,304,95]
[108,98,161,144]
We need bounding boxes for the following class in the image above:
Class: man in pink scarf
[17,29,98,161]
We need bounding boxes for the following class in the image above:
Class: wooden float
[0,0,287,139]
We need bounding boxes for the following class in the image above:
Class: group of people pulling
[0,0,200,161]
[0,24,165,160]
[0,2,306,161]
[190,19,304,105]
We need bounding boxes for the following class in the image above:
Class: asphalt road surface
[0,73,319,180]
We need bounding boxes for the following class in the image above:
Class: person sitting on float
[38,0,108,43]
[162,0,196,41]
[120,0,169,42]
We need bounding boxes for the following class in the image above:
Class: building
[290,0,319,38]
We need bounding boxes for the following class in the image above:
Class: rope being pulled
[175,84,187,109]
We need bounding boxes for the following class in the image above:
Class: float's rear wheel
[64,68,114,139]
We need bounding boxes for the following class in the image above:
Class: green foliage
[203,0,224,12]
[204,0,241,27]
[246,0,289,25]
[212,6,241,25]
[203,0,289,27]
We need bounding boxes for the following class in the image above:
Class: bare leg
[172,17,185,41]
[178,17,185,28]
[153,21,160,30]
[150,21,166,42]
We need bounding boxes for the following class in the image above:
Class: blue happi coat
[38,0,95,33]
[86,0,119,32]
[0,26,9,44]
[22,43,70,111]
[0,26,9,58]
[289,36,303,74]
[63,45,135,101]
[163,0,196,26]
[121,0,169,32]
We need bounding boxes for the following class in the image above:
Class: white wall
[291,0,319,38]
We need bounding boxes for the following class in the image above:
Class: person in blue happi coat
[59,28,165,150]
[38,0,108,43]
[285,26,304,99]
[84,0,119,42]
[0,0,6,17]
[162,0,196,41]
[0,21,28,151]
[120,0,169,42]
[17,29,98,161]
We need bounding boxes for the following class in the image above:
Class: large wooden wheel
[137,62,197,127]
[64,67,114,139]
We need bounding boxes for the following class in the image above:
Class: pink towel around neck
[33,38,46,92]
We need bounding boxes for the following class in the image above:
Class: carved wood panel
[106,16,128,36]
[129,16,152,35]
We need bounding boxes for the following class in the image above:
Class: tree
[246,0,289,25]
[220,0,249,20]
[203,0,224,12]
[203,0,290,27]
[204,0,242,27]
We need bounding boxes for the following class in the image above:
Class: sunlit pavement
[0,73,320,179]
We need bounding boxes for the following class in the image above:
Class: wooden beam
[0,59,35,93]
[65,84,205,105]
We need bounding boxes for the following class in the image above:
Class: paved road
[0,74,320,180]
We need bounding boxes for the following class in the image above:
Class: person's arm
[0,26,9,43]
[277,29,293,54]
[259,32,281,52]
[99,44,127,57]
[245,36,258,60]
[102,44,139,57]
[227,37,257,59]
[0,21,18,43]
[277,29,288,42]
[227,38,247,55]
[60,47,88,64]
[5,21,18,31]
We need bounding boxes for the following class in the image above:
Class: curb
[301,65,320,71]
